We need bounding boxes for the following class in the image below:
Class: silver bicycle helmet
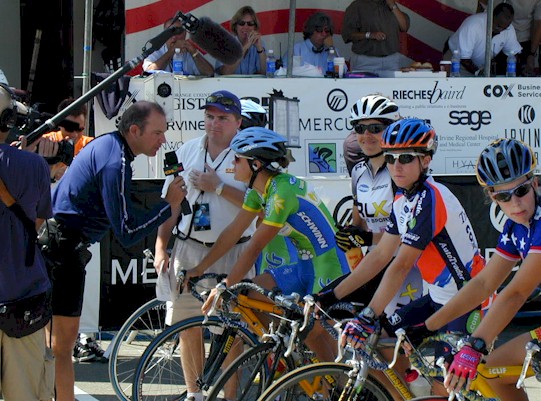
[240,99,267,129]
[476,138,536,187]
[350,95,400,123]
[231,127,288,162]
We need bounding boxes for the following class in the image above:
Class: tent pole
[286,0,296,77]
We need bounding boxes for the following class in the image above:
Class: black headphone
[0,83,17,132]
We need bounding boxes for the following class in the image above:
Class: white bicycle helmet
[350,95,400,123]
[240,99,267,129]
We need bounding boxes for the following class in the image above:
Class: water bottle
[327,47,336,77]
[404,368,431,397]
[451,49,460,77]
[266,49,276,78]
[172,48,183,75]
[506,51,517,77]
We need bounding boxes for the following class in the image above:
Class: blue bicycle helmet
[231,127,288,162]
[476,138,536,187]
[381,118,438,155]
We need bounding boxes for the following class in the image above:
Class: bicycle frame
[469,363,534,399]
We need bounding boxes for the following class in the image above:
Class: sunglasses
[234,154,254,163]
[59,119,84,133]
[383,152,425,165]
[354,123,388,134]
[315,27,331,34]
[206,95,238,108]
[491,179,533,202]
[237,21,256,27]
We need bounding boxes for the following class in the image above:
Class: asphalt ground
[71,317,539,401]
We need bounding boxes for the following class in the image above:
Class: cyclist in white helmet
[318,94,422,319]
[240,99,267,130]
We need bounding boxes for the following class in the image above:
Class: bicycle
[131,280,302,401]
[108,248,226,401]
[257,322,541,401]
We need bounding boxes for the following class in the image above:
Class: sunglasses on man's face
[491,179,533,202]
[315,27,331,34]
[206,95,238,108]
[383,152,425,165]
[59,119,84,133]
[237,21,256,27]
[353,123,388,134]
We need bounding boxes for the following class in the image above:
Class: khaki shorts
[165,238,255,325]
[0,328,55,401]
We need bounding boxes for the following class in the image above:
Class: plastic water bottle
[451,49,460,77]
[327,47,336,77]
[404,368,431,397]
[266,49,276,78]
[172,48,183,75]
[506,51,517,77]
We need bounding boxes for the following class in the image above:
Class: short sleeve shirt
[496,203,541,261]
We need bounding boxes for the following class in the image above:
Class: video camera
[0,83,74,165]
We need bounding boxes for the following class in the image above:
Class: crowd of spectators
[140,1,541,78]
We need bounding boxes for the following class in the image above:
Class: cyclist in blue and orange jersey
[330,119,486,375]
[187,127,349,361]
[415,138,541,401]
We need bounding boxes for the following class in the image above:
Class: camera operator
[38,101,187,401]
[0,87,55,400]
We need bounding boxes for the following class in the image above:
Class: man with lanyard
[40,101,187,401]
[154,90,256,401]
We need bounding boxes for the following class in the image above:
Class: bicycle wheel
[109,298,167,401]
[257,362,393,401]
[206,341,296,401]
[132,315,259,401]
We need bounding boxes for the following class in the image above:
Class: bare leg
[483,332,530,401]
[47,315,80,401]
[179,327,205,393]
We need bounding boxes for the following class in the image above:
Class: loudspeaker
[143,73,174,122]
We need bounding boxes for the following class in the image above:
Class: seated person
[292,12,344,73]
[215,6,267,75]
[446,3,522,76]
[143,17,214,76]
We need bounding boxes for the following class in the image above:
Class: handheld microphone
[164,151,192,216]
[174,12,242,65]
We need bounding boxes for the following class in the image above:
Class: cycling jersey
[351,160,394,235]
[243,173,349,293]
[387,176,484,305]
[496,202,541,261]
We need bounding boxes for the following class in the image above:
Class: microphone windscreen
[191,17,243,65]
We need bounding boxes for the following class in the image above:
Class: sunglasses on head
[315,27,331,34]
[383,152,425,165]
[491,179,533,202]
[354,123,388,134]
[237,20,256,26]
[206,95,238,108]
[234,154,254,163]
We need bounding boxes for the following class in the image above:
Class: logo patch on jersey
[271,194,285,214]
[299,249,314,260]
[389,313,402,326]
[408,218,417,229]
[359,184,369,193]
[289,176,297,185]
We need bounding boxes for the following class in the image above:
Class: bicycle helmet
[240,99,267,129]
[350,95,400,123]
[231,127,288,162]
[381,118,438,155]
[476,138,536,187]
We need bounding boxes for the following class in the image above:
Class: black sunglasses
[206,95,238,108]
[354,123,388,134]
[383,152,425,165]
[237,21,256,27]
[491,179,533,202]
[315,27,331,34]
[59,119,84,133]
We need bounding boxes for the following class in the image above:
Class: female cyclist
[416,138,541,401]
[187,127,349,360]
[327,95,422,316]
[329,119,485,385]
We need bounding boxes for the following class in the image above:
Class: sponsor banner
[95,76,541,177]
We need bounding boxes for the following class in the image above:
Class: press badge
[194,202,211,231]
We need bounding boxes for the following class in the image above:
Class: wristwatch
[466,336,488,355]
[360,306,377,321]
[215,182,225,196]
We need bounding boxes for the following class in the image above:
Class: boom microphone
[174,12,242,65]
